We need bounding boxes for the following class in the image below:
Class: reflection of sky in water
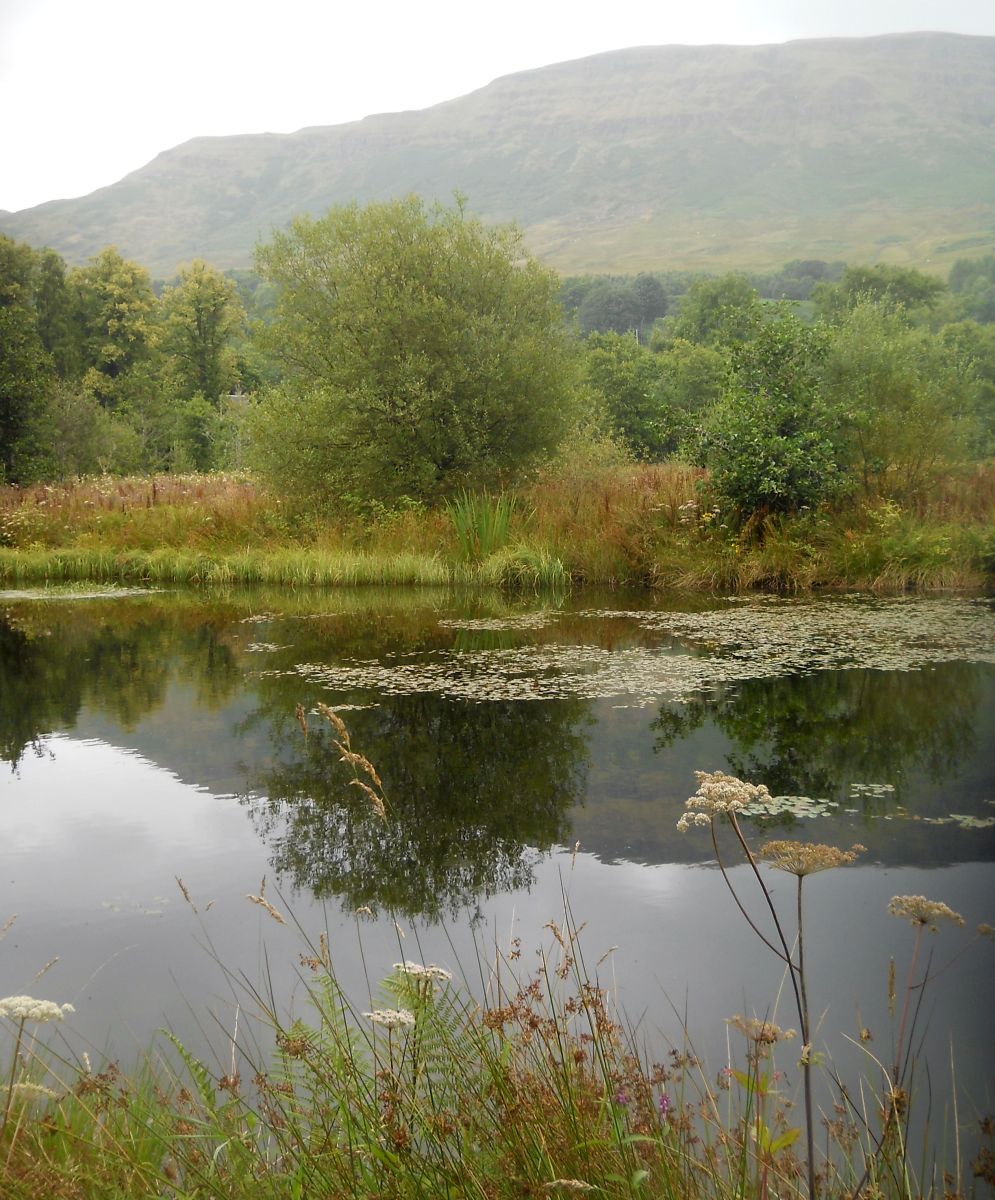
[2,735,992,1123]
[0,591,993,1135]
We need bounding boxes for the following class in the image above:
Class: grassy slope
[2,33,994,277]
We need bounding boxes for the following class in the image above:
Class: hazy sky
[2,0,993,213]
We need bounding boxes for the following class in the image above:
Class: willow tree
[250,196,579,506]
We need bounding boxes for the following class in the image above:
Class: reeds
[445,489,519,561]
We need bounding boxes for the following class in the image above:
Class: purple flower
[613,1090,630,1106]
[658,1093,671,1118]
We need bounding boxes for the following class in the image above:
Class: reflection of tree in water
[243,695,591,920]
[0,619,82,766]
[0,604,242,767]
[652,664,983,812]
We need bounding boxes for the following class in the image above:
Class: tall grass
[1,462,993,592]
[445,490,520,561]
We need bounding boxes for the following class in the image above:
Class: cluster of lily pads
[265,596,995,710]
[736,793,840,820]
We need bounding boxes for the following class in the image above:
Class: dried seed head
[888,895,965,931]
[349,778,388,822]
[677,771,771,831]
[760,840,865,877]
[316,703,350,747]
[727,1014,797,1045]
[246,894,287,925]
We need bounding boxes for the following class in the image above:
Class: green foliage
[31,249,79,377]
[653,338,729,458]
[0,238,52,483]
[667,274,766,346]
[750,259,846,301]
[822,302,977,501]
[583,332,675,459]
[813,264,946,323]
[445,490,518,561]
[938,320,995,455]
[577,279,642,335]
[69,246,156,407]
[478,543,569,590]
[12,382,130,481]
[701,317,843,521]
[573,272,669,337]
[251,196,580,506]
[159,261,244,404]
[631,272,668,315]
[947,254,995,323]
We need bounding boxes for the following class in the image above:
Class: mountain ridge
[3,31,993,277]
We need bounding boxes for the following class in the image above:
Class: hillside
[2,32,994,277]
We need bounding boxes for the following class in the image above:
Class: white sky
[2,0,993,213]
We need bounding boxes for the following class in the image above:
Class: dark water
[1,586,993,1127]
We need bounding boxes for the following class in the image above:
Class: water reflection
[652,663,982,807]
[242,696,591,917]
[1,589,991,1142]
[0,600,242,767]
[1,591,992,912]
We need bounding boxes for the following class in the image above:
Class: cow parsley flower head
[0,996,74,1023]
[760,840,865,876]
[363,1008,415,1030]
[888,896,964,932]
[393,961,453,983]
[677,771,771,831]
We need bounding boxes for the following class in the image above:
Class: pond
[1,586,993,1135]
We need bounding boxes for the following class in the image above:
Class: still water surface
[1,587,993,1118]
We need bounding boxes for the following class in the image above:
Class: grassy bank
[1,464,993,592]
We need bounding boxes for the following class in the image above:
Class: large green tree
[251,197,579,505]
[813,264,946,323]
[578,280,642,336]
[667,273,765,346]
[583,332,671,458]
[159,261,244,404]
[0,236,53,482]
[69,247,156,407]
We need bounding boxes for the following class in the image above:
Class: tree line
[0,241,253,482]
[2,205,993,526]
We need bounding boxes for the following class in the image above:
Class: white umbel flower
[393,961,453,983]
[677,771,771,831]
[363,1008,416,1030]
[0,996,74,1023]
